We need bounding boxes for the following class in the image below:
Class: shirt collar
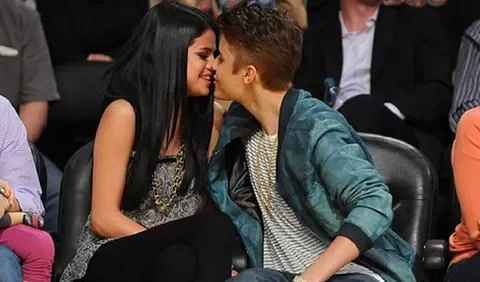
[339,5,380,37]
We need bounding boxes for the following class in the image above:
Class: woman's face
[186,29,216,97]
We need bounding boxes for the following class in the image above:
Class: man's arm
[19,101,48,143]
[19,5,60,141]
[304,112,394,281]
[0,97,44,214]
[301,237,360,282]
[389,7,453,124]
[449,20,480,132]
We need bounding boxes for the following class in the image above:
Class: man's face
[213,36,245,101]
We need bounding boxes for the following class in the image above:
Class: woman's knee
[153,245,196,281]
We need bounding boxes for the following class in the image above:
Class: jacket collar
[214,88,302,156]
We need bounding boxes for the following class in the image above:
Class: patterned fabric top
[60,155,207,281]
[244,130,384,281]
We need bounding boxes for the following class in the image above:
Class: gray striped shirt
[244,130,383,281]
[449,20,480,132]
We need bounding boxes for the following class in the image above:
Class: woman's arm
[90,99,146,238]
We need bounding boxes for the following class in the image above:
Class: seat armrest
[423,239,448,269]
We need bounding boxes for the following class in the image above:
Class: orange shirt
[449,107,480,264]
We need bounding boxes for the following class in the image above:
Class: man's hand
[231,265,238,277]
[0,193,10,219]
[87,54,113,63]
[0,180,19,212]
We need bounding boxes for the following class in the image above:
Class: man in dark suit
[295,0,453,167]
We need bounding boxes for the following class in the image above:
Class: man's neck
[240,86,288,136]
[340,0,380,32]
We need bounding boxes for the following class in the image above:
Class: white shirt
[337,7,405,120]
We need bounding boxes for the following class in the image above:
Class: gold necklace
[255,131,277,216]
[153,143,185,211]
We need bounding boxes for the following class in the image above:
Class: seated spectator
[0,95,54,282]
[449,20,480,132]
[0,0,62,232]
[296,0,453,168]
[60,2,235,281]
[211,2,415,282]
[446,107,480,282]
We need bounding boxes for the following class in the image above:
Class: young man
[209,2,415,281]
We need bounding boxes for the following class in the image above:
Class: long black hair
[103,1,217,210]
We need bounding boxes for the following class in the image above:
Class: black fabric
[37,62,110,169]
[359,133,437,281]
[338,95,418,147]
[445,252,480,282]
[37,0,148,65]
[336,222,372,254]
[277,88,299,163]
[79,212,235,282]
[295,4,453,166]
[152,245,196,282]
[436,0,480,62]
[28,142,47,203]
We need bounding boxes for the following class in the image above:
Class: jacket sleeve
[310,111,393,253]
[389,7,453,124]
[452,108,480,244]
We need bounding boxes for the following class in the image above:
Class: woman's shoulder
[100,98,136,127]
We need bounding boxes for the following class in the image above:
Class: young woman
[60,2,235,282]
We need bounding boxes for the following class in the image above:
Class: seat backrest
[53,142,93,280]
[359,133,437,276]
[53,135,437,279]
[28,142,47,203]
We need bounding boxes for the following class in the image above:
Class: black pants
[79,212,236,282]
[338,95,419,147]
[445,252,480,282]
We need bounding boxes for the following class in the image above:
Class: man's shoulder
[0,0,39,30]
[0,95,17,124]
[293,90,355,137]
[295,90,345,123]
[465,20,480,44]
[0,95,12,112]
[393,4,440,26]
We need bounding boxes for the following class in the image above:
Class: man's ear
[243,64,257,85]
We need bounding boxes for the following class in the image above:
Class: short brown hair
[217,1,303,91]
